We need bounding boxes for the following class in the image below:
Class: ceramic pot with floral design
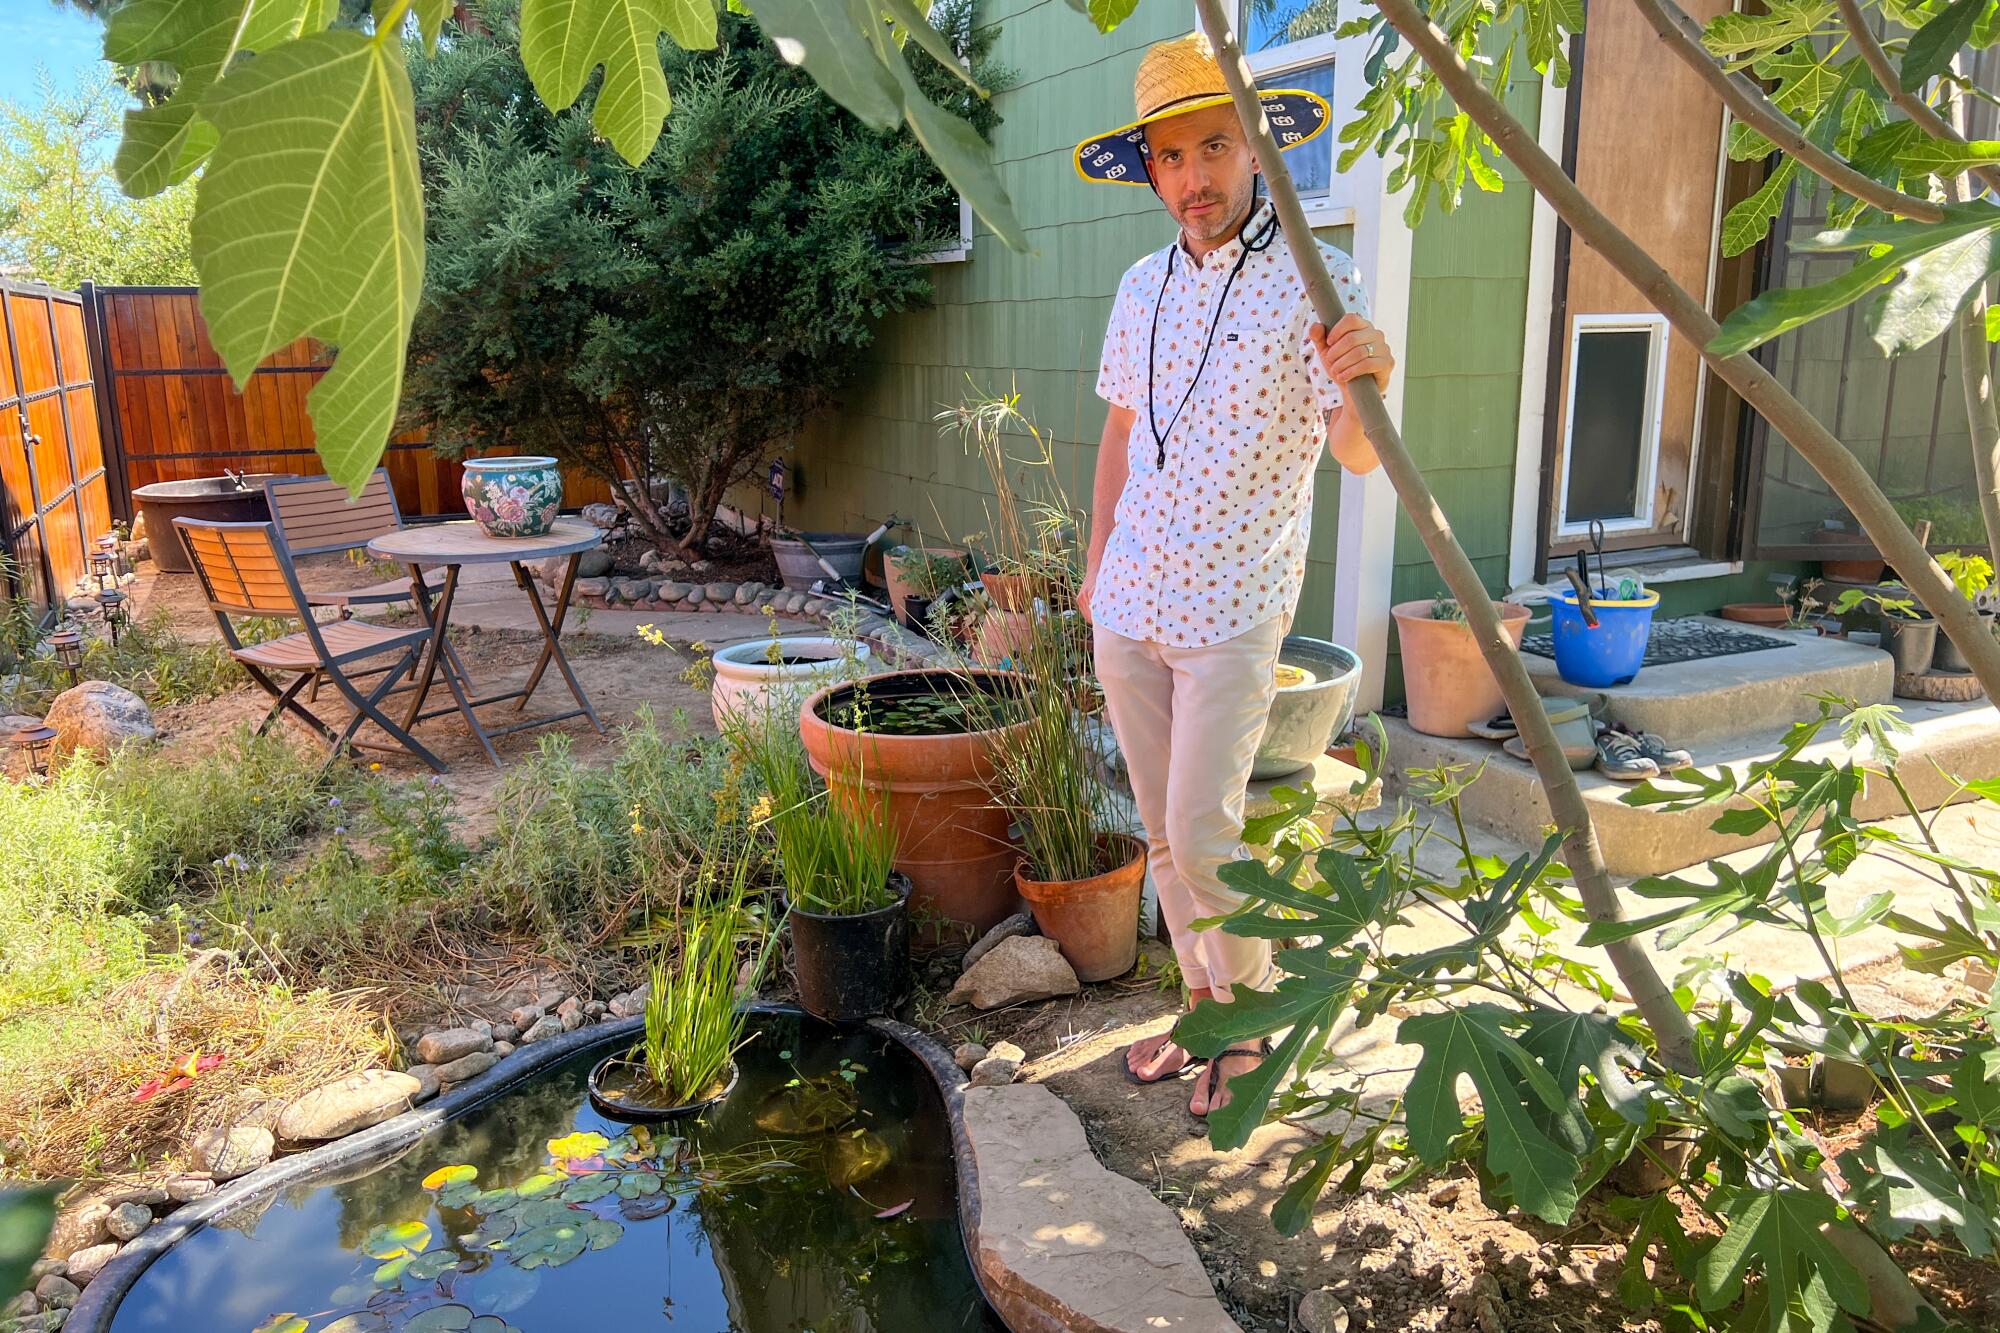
[461,456,562,538]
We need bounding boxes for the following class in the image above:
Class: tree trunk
[1375,0,2000,704]
[1191,0,1699,1076]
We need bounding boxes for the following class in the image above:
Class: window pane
[1563,327,1656,523]
[1269,60,1335,198]
[1240,0,1342,54]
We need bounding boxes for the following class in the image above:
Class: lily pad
[516,1173,566,1198]
[467,1319,520,1333]
[405,1249,461,1281]
[619,1193,676,1221]
[471,1211,517,1245]
[580,1216,624,1251]
[420,1165,478,1191]
[434,1183,480,1211]
[546,1132,609,1161]
[511,1223,588,1270]
[515,1198,577,1230]
[469,1188,518,1211]
[562,1174,619,1204]
[372,1254,413,1287]
[250,1318,307,1333]
[318,1314,388,1333]
[403,1306,474,1332]
[615,1170,662,1199]
[362,1220,432,1260]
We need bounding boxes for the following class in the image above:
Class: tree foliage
[400,3,961,551]
[0,71,197,288]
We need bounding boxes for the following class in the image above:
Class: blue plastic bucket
[1548,588,1660,687]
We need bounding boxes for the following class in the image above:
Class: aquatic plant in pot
[1391,592,1532,737]
[969,606,1142,982]
[798,669,1030,935]
[1931,552,1996,674]
[730,708,910,1022]
[1832,585,1937,676]
[589,834,768,1120]
[884,544,969,623]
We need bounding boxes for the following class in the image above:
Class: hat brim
[1072,90,1332,187]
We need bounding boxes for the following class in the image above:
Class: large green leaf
[1399,1004,1584,1224]
[1209,849,1389,946]
[1871,220,2000,354]
[1516,1008,1652,1128]
[1841,1125,2000,1256]
[192,27,424,493]
[1695,1188,1872,1332]
[1711,202,2000,355]
[1898,137,2000,177]
[104,0,338,197]
[1902,0,1989,88]
[1701,0,1834,62]
[1176,953,1365,1153]
[518,0,717,166]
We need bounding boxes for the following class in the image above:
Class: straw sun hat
[1072,32,1331,187]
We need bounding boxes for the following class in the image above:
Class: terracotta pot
[1822,557,1887,583]
[980,569,1040,612]
[1391,599,1532,738]
[798,669,1030,935]
[1719,603,1790,627]
[883,544,969,620]
[971,605,1036,665]
[1015,835,1145,983]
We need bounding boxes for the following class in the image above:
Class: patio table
[366,519,605,766]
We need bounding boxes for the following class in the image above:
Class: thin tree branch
[1947,82,2000,568]
[1373,0,2000,709]
[1834,0,2000,195]
[1630,0,1943,221]
[1190,0,1700,1077]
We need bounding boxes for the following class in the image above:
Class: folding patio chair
[174,517,453,774]
[264,469,476,698]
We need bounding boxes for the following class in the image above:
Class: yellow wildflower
[749,794,774,825]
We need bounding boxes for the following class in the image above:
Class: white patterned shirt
[1094,201,1370,648]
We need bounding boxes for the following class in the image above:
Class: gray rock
[507,1003,544,1030]
[274,1070,422,1143]
[28,1261,64,1282]
[657,581,691,603]
[580,502,622,530]
[556,996,585,1031]
[583,1000,606,1018]
[491,1041,515,1058]
[489,1022,519,1044]
[164,1176,215,1204]
[406,1064,441,1102]
[99,1186,166,1210]
[45,1204,108,1258]
[573,577,609,600]
[189,1126,273,1181]
[468,1018,493,1039]
[703,581,733,604]
[987,1040,1025,1064]
[414,1027,490,1065]
[1298,1289,1349,1333]
[66,597,100,616]
[33,1277,78,1311]
[946,935,1080,1010]
[435,1050,499,1085]
[733,583,758,605]
[575,547,615,579]
[685,585,706,606]
[64,1245,117,1287]
[45,681,154,757]
[4,1290,37,1320]
[968,1054,1020,1087]
[962,913,1036,971]
[536,989,566,1011]
[953,1043,988,1072]
[521,1014,563,1044]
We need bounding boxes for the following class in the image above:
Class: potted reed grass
[589,836,768,1120]
[729,707,911,1022]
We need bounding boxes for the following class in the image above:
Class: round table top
[367,518,603,565]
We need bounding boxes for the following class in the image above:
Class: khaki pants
[1093,614,1287,999]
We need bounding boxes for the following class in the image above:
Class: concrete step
[1379,697,2000,877]
[1522,617,1891,746]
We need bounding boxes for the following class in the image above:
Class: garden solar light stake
[1190,0,1695,1076]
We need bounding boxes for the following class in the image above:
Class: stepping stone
[962,1083,1242,1333]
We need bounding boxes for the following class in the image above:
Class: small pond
[107,1015,1004,1333]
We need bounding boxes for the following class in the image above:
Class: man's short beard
[1175,176,1255,243]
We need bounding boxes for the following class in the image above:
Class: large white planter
[710,637,870,730]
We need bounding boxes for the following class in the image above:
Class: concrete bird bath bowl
[1253,635,1363,780]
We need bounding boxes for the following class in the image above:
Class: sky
[1,2,112,109]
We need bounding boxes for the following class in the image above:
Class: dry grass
[0,952,393,1181]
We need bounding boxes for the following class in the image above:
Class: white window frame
[1554,312,1671,538]
[915,195,974,264]
[1225,5,1353,226]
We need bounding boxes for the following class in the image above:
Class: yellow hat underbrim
[1072,89,1332,187]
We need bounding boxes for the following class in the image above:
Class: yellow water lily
[546,1131,610,1161]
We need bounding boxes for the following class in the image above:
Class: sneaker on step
[1594,726,1659,782]
[1609,722,1691,773]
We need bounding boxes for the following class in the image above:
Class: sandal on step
[1467,711,1519,741]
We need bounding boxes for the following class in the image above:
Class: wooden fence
[82,285,615,523]
[1,280,114,618]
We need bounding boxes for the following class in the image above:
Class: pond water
[109,1015,1003,1333]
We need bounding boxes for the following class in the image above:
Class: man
[1071,33,1396,1117]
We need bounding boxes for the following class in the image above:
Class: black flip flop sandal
[1189,1038,1271,1118]
[1122,1036,1204,1085]
[1467,712,1518,741]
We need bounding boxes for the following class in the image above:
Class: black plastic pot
[786,872,912,1023]
[586,1054,739,1122]
[902,595,934,635]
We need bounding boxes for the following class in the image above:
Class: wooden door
[1546,0,1730,556]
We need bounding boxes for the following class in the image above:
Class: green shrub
[482,707,764,953]
[6,615,241,714]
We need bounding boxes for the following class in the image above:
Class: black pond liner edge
[66,1003,1009,1333]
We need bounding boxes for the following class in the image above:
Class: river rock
[5,1291,37,1320]
[968,1053,1021,1087]
[29,1261,64,1282]
[189,1126,273,1181]
[406,1064,441,1102]
[64,1245,117,1286]
[947,936,1080,1009]
[556,996,585,1031]
[33,1276,78,1311]
[954,1042,988,1072]
[415,1027,490,1065]
[576,547,615,579]
[164,1176,216,1204]
[45,1202,109,1258]
[45,681,155,756]
[489,1022,519,1044]
[580,502,622,530]
[435,1050,499,1085]
[491,1041,515,1058]
[274,1070,421,1143]
[507,1003,543,1030]
[657,581,691,603]
[1298,1290,1349,1333]
[521,1014,563,1044]
[962,913,1035,970]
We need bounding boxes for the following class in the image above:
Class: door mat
[1521,618,1798,669]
